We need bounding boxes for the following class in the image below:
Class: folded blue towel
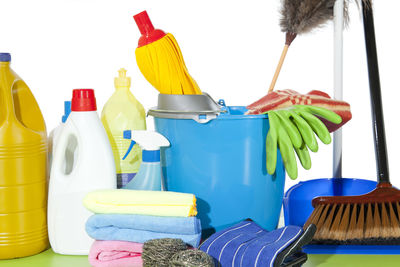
[86,214,202,247]
[199,220,303,267]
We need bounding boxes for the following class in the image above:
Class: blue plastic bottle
[122,130,169,190]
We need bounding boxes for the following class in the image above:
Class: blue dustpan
[283,178,376,227]
[283,178,400,254]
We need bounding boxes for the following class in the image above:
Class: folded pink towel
[89,240,143,267]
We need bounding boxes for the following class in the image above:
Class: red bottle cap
[71,89,97,111]
[134,11,166,48]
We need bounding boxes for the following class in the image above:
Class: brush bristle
[306,201,400,245]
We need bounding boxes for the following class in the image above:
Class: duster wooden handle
[268,44,289,93]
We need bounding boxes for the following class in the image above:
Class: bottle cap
[71,89,97,111]
[0,53,11,62]
[133,11,166,47]
[115,68,131,88]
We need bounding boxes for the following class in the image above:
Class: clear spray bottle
[122,130,170,190]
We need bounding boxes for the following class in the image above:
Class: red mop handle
[134,10,166,47]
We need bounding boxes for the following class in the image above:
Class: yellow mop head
[134,11,201,95]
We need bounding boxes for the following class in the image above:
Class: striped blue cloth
[199,220,303,267]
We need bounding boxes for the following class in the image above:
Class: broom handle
[362,1,390,184]
[333,0,344,178]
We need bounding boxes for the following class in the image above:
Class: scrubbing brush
[304,0,400,245]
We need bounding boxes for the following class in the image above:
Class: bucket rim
[283,177,377,199]
[149,106,269,120]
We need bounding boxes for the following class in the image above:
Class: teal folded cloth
[86,214,202,247]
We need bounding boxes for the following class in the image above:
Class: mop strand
[169,249,215,267]
[134,11,202,95]
[142,238,187,267]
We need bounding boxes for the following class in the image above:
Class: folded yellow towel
[83,189,197,217]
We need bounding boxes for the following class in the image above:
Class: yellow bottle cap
[115,68,131,89]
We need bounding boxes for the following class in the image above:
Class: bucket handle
[193,114,218,123]
[192,99,227,123]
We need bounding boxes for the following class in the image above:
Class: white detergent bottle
[48,89,116,255]
[122,130,169,190]
[48,101,71,170]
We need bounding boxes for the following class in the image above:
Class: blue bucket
[151,106,285,236]
[283,178,377,227]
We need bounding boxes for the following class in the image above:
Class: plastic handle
[51,119,79,180]
[0,68,41,132]
[362,1,390,184]
[333,0,344,178]
[134,11,155,35]
[0,67,18,122]
[133,10,166,47]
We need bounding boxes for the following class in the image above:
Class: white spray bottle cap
[122,130,170,162]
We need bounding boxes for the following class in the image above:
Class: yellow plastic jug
[0,53,48,259]
[101,69,146,188]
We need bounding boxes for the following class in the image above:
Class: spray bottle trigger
[122,130,136,160]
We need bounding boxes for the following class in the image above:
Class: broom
[268,0,343,93]
[304,0,400,245]
[133,11,202,95]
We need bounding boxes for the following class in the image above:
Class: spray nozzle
[115,68,131,89]
[122,130,170,162]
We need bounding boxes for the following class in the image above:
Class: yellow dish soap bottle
[101,69,146,188]
[0,53,48,259]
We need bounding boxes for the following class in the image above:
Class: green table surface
[1,249,400,267]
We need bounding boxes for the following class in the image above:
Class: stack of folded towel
[83,189,202,267]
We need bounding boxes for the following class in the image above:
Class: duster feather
[279,0,372,35]
[280,0,372,35]
[280,0,337,34]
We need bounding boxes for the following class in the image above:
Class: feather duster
[268,0,350,93]
[280,0,337,35]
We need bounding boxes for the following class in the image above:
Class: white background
[1,0,399,191]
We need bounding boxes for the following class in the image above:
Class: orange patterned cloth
[246,89,352,132]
